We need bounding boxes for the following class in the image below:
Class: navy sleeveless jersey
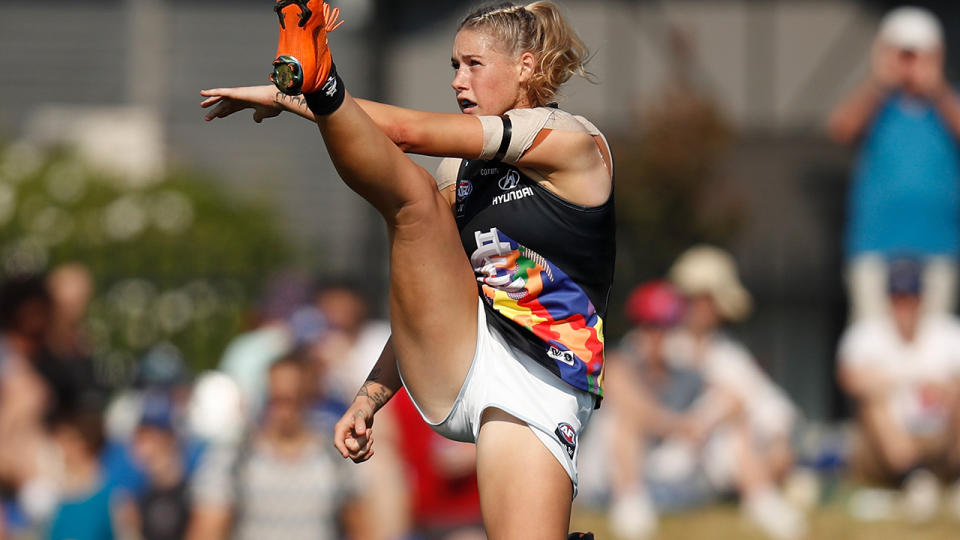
[453,158,615,399]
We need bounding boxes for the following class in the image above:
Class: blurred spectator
[35,264,105,419]
[102,343,197,504]
[312,281,391,404]
[287,306,349,436]
[311,282,407,540]
[665,246,803,540]
[0,274,52,365]
[130,393,192,540]
[601,281,702,539]
[392,389,483,540]
[837,258,960,521]
[828,6,960,321]
[0,274,59,533]
[46,408,118,540]
[187,352,364,540]
[219,271,309,417]
[185,371,247,447]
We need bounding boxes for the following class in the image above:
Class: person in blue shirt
[829,6,960,321]
[47,409,117,540]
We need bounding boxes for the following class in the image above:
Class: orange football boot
[270,0,344,96]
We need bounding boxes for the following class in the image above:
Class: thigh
[475,408,572,540]
[387,179,480,421]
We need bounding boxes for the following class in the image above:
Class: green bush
[0,141,291,383]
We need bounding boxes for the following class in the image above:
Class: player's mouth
[458,98,477,113]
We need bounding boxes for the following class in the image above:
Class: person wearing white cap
[663,246,804,540]
[829,6,960,322]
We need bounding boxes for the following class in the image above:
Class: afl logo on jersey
[457,180,473,201]
[498,170,521,191]
[555,422,578,459]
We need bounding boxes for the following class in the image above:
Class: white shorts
[402,299,596,495]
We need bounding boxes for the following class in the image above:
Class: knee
[391,188,451,233]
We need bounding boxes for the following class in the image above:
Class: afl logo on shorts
[555,422,578,459]
[457,180,473,201]
[498,170,521,191]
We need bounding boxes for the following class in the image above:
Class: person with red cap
[595,280,703,539]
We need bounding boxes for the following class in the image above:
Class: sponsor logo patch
[555,422,578,459]
[498,170,521,191]
[547,345,577,366]
[457,179,473,201]
[322,74,338,97]
[491,187,533,206]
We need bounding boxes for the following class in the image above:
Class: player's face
[451,29,531,115]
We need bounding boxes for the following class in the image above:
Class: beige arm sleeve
[476,108,609,169]
[477,108,555,163]
[434,157,463,191]
[502,107,555,163]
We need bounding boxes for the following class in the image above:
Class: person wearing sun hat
[829,6,960,322]
[664,246,805,540]
[668,245,752,324]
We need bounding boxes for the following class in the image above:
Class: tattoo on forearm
[357,381,391,409]
[275,91,307,110]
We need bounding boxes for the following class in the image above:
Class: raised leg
[314,94,479,421]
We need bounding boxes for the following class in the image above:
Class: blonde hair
[459,2,593,107]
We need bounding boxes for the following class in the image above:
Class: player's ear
[518,52,536,83]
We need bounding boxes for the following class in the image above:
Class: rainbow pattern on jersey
[470,228,605,396]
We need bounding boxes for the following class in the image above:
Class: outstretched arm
[332,337,403,463]
[201,85,609,204]
[200,85,483,156]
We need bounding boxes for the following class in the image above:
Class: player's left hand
[200,85,283,123]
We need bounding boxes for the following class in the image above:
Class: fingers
[204,101,246,122]
[203,102,228,121]
[354,413,367,436]
[200,88,234,97]
[346,431,375,463]
[200,96,223,108]
[333,412,375,461]
[333,417,353,458]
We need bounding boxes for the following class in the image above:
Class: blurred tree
[0,141,291,385]
[609,26,744,336]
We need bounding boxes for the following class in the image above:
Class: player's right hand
[200,85,283,123]
[333,397,376,463]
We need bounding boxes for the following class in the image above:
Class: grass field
[571,503,960,539]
